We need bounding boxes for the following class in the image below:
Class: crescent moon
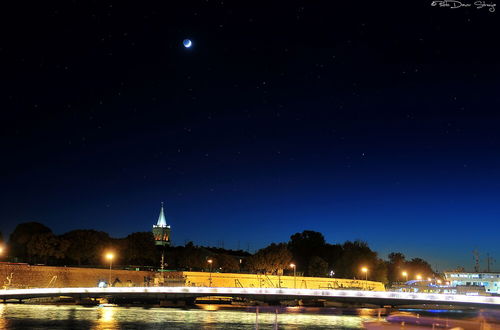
[183,39,192,48]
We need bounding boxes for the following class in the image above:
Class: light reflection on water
[0,304,373,329]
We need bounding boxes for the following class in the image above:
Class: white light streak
[1,287,500,307]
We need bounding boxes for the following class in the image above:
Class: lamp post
[402,271,408,282]
[207,259,213,287]
[290,263,296,289]
[106,252,114,286]
[361,267,368,281]
[361,267,368,289]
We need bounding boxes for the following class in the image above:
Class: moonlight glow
[183,39,192,48]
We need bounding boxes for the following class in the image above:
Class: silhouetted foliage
[335,240,379,279]
[247,243,292,275]
[4,221,435,285]
[308,256,329,277]
[387,252,407,283]
[215,253,241,272]
[177,242,208,270]
[9,222,52,262]
[26,232,69,264]
[385,253,435,284]
[288,230,326,276]
[406,257,435,279]
[62,229,111,266]
[123,232,157,265]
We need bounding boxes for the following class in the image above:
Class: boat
[363,311,500,329]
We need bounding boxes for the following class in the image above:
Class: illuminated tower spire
[156,202,168,227]
[152,203,171,271]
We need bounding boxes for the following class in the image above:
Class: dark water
[0,304,378,329]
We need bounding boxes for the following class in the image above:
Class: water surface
[0,304,375,329]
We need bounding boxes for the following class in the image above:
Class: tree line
[2,223,435,284]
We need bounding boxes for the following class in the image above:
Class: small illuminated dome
[183,39,192,48]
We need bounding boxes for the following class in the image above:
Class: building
[152,203,171,245]
[444,272,500,295]
[152,203,171,270]
[390,280,456,294]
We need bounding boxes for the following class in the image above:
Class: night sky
[1,1,499,271]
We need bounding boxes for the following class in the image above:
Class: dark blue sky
[1,1,499,271]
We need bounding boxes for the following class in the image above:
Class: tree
[406,257,434,279]
[26,232,69,264]
[288,230,327,276]
[373,258,389,284]
[177,243,209,270]
[335,240,383,281]
[247,243,292,274]
[308,256,328,277]
[215,254,240,272]
[123,232,157,266]
[9,222,52,262]
[322,243,343,274]
[387,252,407,283]
[62,230,111,265]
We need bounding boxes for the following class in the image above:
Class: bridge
[2,286,500,308]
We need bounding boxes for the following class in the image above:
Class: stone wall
[0,263,385,291]
[165,271,386,291]
[0,263,155,289]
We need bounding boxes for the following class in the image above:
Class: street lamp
[207,259,213,287]
[290,263,297,289]
[437,279,442,284]
[106,252,114,286]
[416,274,422,281]
[402,271,408,282]
[361,267,368,281]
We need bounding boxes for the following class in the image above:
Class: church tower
[152,203,171,270]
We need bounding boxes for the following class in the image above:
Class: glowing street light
[402,271,408,282]
[361,267,368,281]
[416,274,422,281]
[106,252,114,286]
[290,263,297,289]
[437,279,442,284]
[427,277,432,282]
[207,259,213,287]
